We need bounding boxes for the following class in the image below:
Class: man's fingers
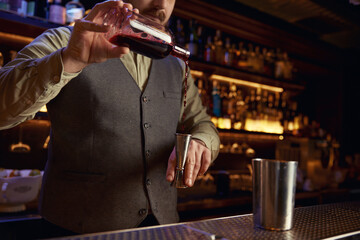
[198,148,211,176]
[75,19,110,33]
[183,140,212,187]
[123,3,134,11]
[184,153,196,187]
[86,0,124,21]
[166,147,176,182]
[191,157,201,186]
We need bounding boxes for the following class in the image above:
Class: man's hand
[62,1,138,73]
[166,139,211,187]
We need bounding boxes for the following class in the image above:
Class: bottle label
[49,5,66,24]
[66,8,83,23]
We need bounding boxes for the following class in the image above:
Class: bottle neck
[171,45,190,61]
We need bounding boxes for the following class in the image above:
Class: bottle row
[170,17,295,81]
[0,0,85,25]
[195,78,326,138]
[0,47,326,139]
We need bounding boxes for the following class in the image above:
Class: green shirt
[0,27,219,161]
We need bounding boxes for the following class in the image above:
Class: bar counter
[44,201,360,240]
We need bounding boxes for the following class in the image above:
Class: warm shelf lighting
[210,74,284,93]
[39,105,47,112]
[190,70,204,78]
[0,32,34,45]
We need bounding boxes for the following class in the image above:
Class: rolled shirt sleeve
[0,27,79,130]
[176,59,220,162]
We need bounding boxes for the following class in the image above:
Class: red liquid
[109,34,173,59]
[180,60,189,133]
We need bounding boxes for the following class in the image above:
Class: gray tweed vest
[39,56,183,233]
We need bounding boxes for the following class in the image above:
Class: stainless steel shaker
[252,158,298,231]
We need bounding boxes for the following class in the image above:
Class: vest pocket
[62,170,107,183]
[163,91,181,99]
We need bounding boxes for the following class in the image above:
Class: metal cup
[252,158,298,231]
[172,133,192,188]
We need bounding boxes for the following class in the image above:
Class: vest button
[146,179,151,186]
[144,123,151,129]
[143,96,149,103]
[139,208,147,216]
[146,150,151,158]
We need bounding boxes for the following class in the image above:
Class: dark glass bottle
[104,9,190,60]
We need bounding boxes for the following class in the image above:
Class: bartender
[0,0,220,236]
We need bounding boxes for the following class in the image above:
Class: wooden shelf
[189,59,305,92]
[0,9,61,38]
[0,10,62,50]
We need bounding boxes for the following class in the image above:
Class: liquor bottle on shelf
[220,84,228,118]
[9,0,21,12]
[261,48,268,74]
[282,52,293,80]
[275,48,285,79]
[223,37,235,67]
[65,0,84,24]
[255,88,262,118]
[260,90,269,132]
[212,80,221,117]
[27,0,35,15]
[260,90,268,118]
[0,0,10,10]
[253,45,264,73]
[19,0,35,16]
[48,0,65,24]
[268,92,283,133]
[175,19,186,47]
[218,83,232,129]
[234,88,246,130]
[214,30,223,65]
[227,83,237,125]
[244,89,256,131]
[204,35,215,63]
[236,41,248,70]
[197,79,208,109]
[280,91,289,132]
[205,79,213,116]
[274,92,283,128]
[267,93,275,120]
[35,0,47,18]
[185,19,198,57]
[247,43,256,72]
[264,48,275,77]
[289,101,300,135]
[230,43,237,67]
[196,25,204,60]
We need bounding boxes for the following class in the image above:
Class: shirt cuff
[39,48,81,89]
